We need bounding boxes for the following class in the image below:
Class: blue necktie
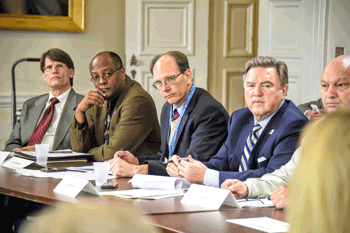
[239,123,262,172]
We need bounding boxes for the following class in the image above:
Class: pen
[117,148,125,159]
[163,157,187,164]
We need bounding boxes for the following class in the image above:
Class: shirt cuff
[75,120,86,130]
[304,110,311,120]
[203,168,220,188]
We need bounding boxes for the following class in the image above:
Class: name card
[181,184,241,210]
[54,175,101,198]
[2,157,34,169]
[0,151,10,164]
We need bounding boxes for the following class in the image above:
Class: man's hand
[107,156,138,177]
[75,89,106,123]
[166,155,183,177]
[177,155,207,184]
[270,185,289,209]
[221,179,248,199]
[306,109,326,121]
[14,146,35,152]
[114,150,139,165]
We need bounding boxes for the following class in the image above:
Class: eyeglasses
[152,72,183,90]
[43,64,67,73]
[90,66,123,83]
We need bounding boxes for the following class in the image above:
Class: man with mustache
[220,55,350,209]
[167,56,308,187]
[70,51,161,161]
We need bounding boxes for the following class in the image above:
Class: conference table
[0,159,286,232]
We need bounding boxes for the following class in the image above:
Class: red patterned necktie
[28,97,59,146]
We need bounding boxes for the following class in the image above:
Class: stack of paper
[101,174,190,199]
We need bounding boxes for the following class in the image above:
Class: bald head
[321,55,350,113]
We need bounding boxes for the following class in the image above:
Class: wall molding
[0,96,32,108]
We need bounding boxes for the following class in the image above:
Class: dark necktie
[28,97,59,146]
[239,123,262,172]
[172,109,180,121]
[104,101,115,144]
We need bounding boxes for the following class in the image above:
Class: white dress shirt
[39,87,71,151]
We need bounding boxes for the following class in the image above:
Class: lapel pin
[269,129,274,135]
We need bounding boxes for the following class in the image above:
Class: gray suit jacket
[4,88,84,151]
[297,98,324,114]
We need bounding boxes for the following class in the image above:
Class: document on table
[101,189,185,199]
[129,174,191,190]
[226,217,289,232]
[101,174,190,199]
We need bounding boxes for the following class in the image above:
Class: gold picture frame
[0,0,85,32]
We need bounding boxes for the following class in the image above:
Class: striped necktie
[28,97,59,146]
[239,123,262,172]
[172,109,180,121]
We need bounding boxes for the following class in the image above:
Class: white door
[125,0,209,118]
[258,0,328,105]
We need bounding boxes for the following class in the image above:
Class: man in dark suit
[107,51,229,177]
[70,51,161,161]
[167,56,308,187]
[5,48,83,152]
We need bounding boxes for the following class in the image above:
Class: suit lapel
[251,101,288,155]
[23,95,48,144]
[52,89,77,150]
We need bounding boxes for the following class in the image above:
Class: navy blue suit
[204,99,308,185]
[144,87,229,176]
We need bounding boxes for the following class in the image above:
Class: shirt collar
[172,102,185,117]
[48,87,71,104]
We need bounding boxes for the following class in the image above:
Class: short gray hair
[242,56,288,87]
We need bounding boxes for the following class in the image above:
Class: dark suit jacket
[70,76,161,161]
[204,99,308,185]
[297,98,324,114]
[4,88,84,151]
[145,87,229,176]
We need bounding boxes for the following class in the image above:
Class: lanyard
[168,84,196,158]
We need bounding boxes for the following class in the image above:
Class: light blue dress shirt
[203,100,285,188]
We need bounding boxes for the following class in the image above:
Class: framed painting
[0,0,84,32]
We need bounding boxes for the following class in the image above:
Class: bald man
[221,55,350,209]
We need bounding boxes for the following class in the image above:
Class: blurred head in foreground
[19,200,159,233]
[288,110,350,232]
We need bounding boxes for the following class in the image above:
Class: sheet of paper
[0,151,10,164]
[100,189,185,199]
[238,199,274,208]
[129,174,191,190]
[2,157,34,169]
[181,184,240,209]
[14,168,116,180]
[226,217,289,232]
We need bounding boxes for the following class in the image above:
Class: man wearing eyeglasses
[5,48,84,152]
[221,55,350,209]
[3,48,84,232]
[166,56,308,188]
[107,50,229,177]
[70,51,161,161]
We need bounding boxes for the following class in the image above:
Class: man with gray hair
[167,56,308,187]
[221,55,350,209]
